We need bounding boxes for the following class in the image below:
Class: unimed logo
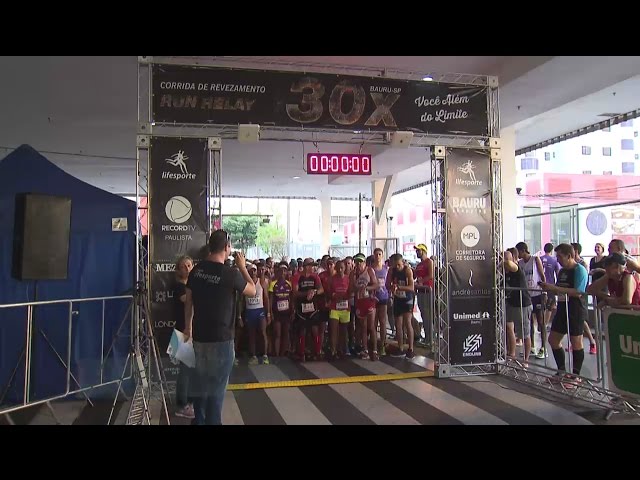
[620,335,640,358]
[453,312,491,321]
[607,312,640,396]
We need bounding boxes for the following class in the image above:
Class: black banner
[152,65,489,136]
[149,136,209,354]
[149,136,209,263]
[446,149,496,365]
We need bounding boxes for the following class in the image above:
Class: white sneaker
[175,405,195,419]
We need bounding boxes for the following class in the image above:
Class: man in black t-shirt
[184,230,256,425]
[503,249,532,362]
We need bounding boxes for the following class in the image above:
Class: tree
[257,221,287,260]
[223,215,260,252]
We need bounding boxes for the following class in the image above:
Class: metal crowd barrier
[501,286,640,418]
[503,286,605,384]
[0,295,134,421]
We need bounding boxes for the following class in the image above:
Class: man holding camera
[183,230,256,425]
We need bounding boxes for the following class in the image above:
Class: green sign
[606,311,640,397]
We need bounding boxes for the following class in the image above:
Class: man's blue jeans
[192,340,235,425]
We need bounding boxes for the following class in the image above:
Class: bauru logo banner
[446,149,496,365]
[151,64,489,136]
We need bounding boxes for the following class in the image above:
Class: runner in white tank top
[516,242,548,359]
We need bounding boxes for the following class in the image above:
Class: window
[635,131,638,138]
[636,154,639,160]
[583,170,592,175]
[582,146,591,155]
[522,207,542,255]
[622,162,635,173]
[621,139,634,150]
[520,157,539,170]
[602,127,611,132]
[553,152,556,158]
[620,120,634,127]
[544,152,551,161]
[603,171,613,175]
[551,206,575,247]
[603,147,612,156]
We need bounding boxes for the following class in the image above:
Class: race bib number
[301,302,315,314]
[248,296,261,306]
[336,300,349,310]
[527,279,537,289]
[395,290,407,299]
[277,300,289,312]
[378,278,385,288]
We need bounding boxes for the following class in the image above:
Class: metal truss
[516,108,640,156]
[148,122,491,149]
[500,360,640,419]
[449,364,497,377]
[431,147,450,378]
[141,56,491,86]
[132,58,171,425]
[487,79,500,138]
[208,138,222,230]
[491,141,506,364]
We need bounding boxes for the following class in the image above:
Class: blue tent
[0,145,136,405]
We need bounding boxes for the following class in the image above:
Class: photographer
[184,230,256,425]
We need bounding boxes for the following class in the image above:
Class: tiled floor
[2,346,634,425]
[167,354,595,426]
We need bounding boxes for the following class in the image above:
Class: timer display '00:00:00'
[306,154,372,175]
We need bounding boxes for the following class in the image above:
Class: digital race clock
[306,153,372,175]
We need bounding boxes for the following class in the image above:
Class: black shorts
[531,295,544,311]
[319,309,330,323]
[550,304,585,337]
[273,312,291,325]
[295,311,322,327]
[393,299,413,317]
[546,295,557,309]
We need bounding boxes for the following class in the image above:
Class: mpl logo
[456,160,483,187]
[461,225,480,248]
[163,150,196,180]
[463,334,482,357]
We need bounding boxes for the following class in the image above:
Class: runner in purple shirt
[540,243,561,330]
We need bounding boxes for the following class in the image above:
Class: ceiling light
[422,75,433,82]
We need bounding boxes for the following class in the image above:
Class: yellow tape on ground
[227,370,434,391]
